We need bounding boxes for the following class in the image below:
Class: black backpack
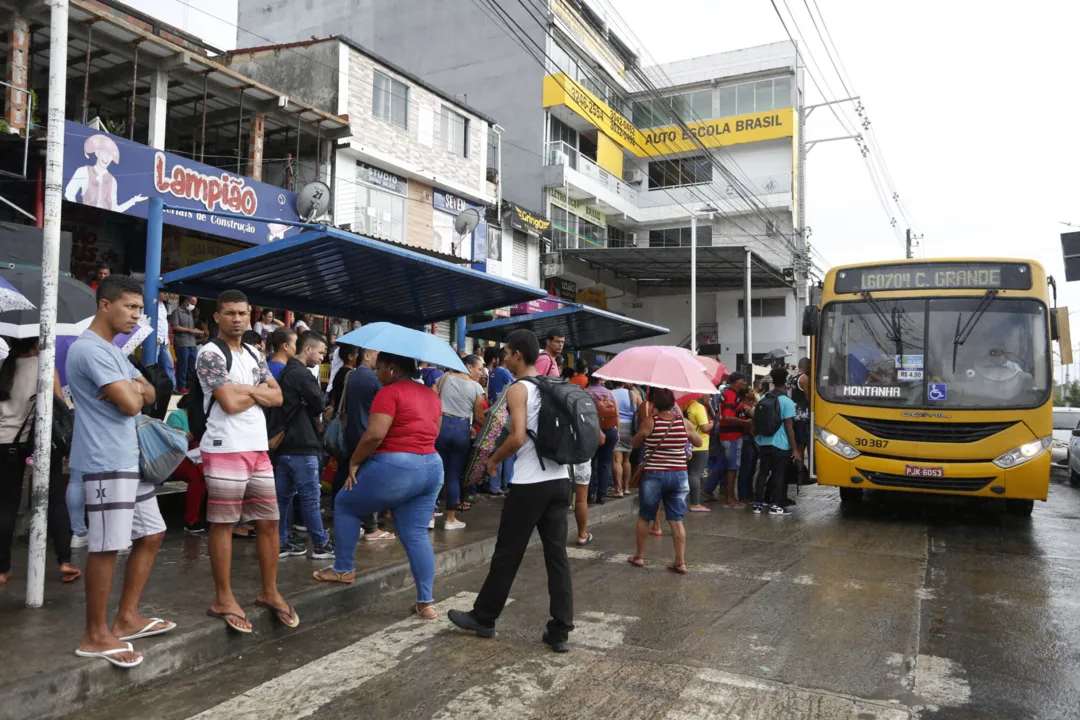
[520,376,600,469]
[188,339,262,442]
[752,391,783,437]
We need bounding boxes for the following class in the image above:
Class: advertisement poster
[62,121,301,245]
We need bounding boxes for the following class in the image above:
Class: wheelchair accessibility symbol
[928,383,947,401]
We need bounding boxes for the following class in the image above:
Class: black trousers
[473,477,574,639]
[0,443,72,574]
[753,445,792,507]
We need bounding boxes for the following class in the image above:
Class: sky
[126,0,1080,369]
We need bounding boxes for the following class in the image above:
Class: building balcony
[632,173,792,224]
[541,141,643,221]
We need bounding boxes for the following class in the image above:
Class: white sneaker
[444,520,467,531]
[70,534,88,549]
[428,517,435,530]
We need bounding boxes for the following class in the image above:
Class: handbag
[135,414,188,485]
[22,396,75,458]
[629,403,675,490]
[323,370,351,460]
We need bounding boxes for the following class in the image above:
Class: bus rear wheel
[1005,499,1034,517]
[839,487,863,504]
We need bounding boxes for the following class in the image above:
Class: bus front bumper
[814,440,1050,501]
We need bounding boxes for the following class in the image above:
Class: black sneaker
[184,521,209,535]
[279,538,307,557]
[769,504,793,516]
[542,631,570,653]
[752,503,765,515]
[447,609,496,638]
[311,539,335,559]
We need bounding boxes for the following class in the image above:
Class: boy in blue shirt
[753,367,803,516]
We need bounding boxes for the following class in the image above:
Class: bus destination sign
[834,262,1032,293]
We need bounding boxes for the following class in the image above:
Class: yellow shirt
[684,399,710,452]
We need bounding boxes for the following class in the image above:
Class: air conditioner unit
[623,169,644,186]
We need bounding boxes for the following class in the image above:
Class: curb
[10,493,638,720]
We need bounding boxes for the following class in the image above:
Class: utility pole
[690,214,697,356]
[27,0,69,609]
[906,228,913,259]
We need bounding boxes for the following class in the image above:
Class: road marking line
[566,546,818,586]
[185,592,493,720]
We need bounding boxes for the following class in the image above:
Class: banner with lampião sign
[62,120,301,245]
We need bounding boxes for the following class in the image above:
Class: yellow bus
[803,258,1068,516]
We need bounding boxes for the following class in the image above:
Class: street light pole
[690,214,697,356]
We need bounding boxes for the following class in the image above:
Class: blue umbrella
[0,275,36,313]
[337,322,466,373]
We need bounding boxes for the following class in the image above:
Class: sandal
[576,533,594,546]
[413,602,438,620]
[363,530,396,541]
[667,563,689,575]
[648,529,663,537]
[457,501,472,512]
[627,555,645,568]
[313,567,356,584]
[255,599,300,628]
[206,609,253,633]
[60,564,82,583]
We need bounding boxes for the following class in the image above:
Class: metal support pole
[690,214,697,356]
[27,0,69,609]
[456,317,466,354]
[128,42,138,140]
[236,87,244,174]
[81,23,91,124]
[142,198,163,363]
[743,247,753,376]
[200,74,207,163]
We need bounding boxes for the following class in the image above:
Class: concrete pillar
[5,16,30,133]
[147,69,168,150]
[246,111,264,180]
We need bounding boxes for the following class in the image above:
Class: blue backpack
[136,415,188,485]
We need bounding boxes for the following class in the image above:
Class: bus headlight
[993,437,1052,469]
[816,427,860,459]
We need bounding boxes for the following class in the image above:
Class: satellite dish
[296,181,331,222]
[454,207,481,236]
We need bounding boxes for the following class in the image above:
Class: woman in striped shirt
[627,388,702,574]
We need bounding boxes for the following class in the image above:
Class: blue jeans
[737,437,757,502]
[705,437,743,495]
[156,343,175,387]
[333,452,443,602]
[175,345,197,392]
[66,469,87,537]
[435,416,471,510]
[275,454,329,546]
[589,427,618,500]
[638,470,689,522]
[490,455,515,493]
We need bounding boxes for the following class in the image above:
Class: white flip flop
[74,642,143,669]
[119,618,176,642]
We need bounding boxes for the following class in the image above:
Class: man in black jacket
[275,331,332,559]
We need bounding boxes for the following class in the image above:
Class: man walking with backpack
[193,290,297,632]
[752,367,802,516]
[275,330,333,560]
[450,329,597,652]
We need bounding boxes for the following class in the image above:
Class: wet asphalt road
[78,471,1080,720]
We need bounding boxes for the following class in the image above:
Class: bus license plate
[905,465,944,478]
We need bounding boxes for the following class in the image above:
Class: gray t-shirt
[170,306,197,347]
[438,373,483,419]
[66,329,141,472]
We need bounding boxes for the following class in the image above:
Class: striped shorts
[76,467,167,554]
[201,451,279,524]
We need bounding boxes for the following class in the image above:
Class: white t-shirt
[328,346,343,390]
[157,302,169,345]
[196,341,271,454]
[253,321,276,344]
[294,320,310,333]
[511,380,570,484]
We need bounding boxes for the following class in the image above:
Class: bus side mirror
[802,306,819,337]
[1051,309,1059,342]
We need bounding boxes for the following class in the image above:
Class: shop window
[737,297,787,317]
[647,225,712,247]
[373,70,409,129]
[355,185,406,244]
[647,155,713,189]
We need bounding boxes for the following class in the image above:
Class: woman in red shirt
[314,352,444,620]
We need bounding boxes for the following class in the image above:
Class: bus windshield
[818,297,1049,409]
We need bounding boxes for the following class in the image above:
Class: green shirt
[166,408,189,435]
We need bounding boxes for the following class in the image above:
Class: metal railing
[545,141,639,204]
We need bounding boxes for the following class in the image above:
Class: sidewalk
[0,489,637,720]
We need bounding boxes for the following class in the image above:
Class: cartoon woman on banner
[64,134,148,213]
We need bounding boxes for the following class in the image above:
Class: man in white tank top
[449,329,574,653]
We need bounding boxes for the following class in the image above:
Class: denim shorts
[638,470,689,522]
[714,437,743,473]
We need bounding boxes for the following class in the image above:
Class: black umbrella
[0,267,97,338]
[763,348,791,360]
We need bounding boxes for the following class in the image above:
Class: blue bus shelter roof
[466,303,669,350]
[161,227,546,325]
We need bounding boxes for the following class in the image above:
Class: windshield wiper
[861,291,904,357]
[951,288,998,373]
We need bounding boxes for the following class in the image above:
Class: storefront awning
[560,246,793,291]
[161,227,546,324]
[466,303,669,350]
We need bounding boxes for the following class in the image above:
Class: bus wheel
[839,487,863,504]
[1005,499,1034,517]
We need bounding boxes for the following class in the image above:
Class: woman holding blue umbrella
[314,324,458,620]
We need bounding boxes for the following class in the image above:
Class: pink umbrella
[695,355,727,385]
[594,346,719,395]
